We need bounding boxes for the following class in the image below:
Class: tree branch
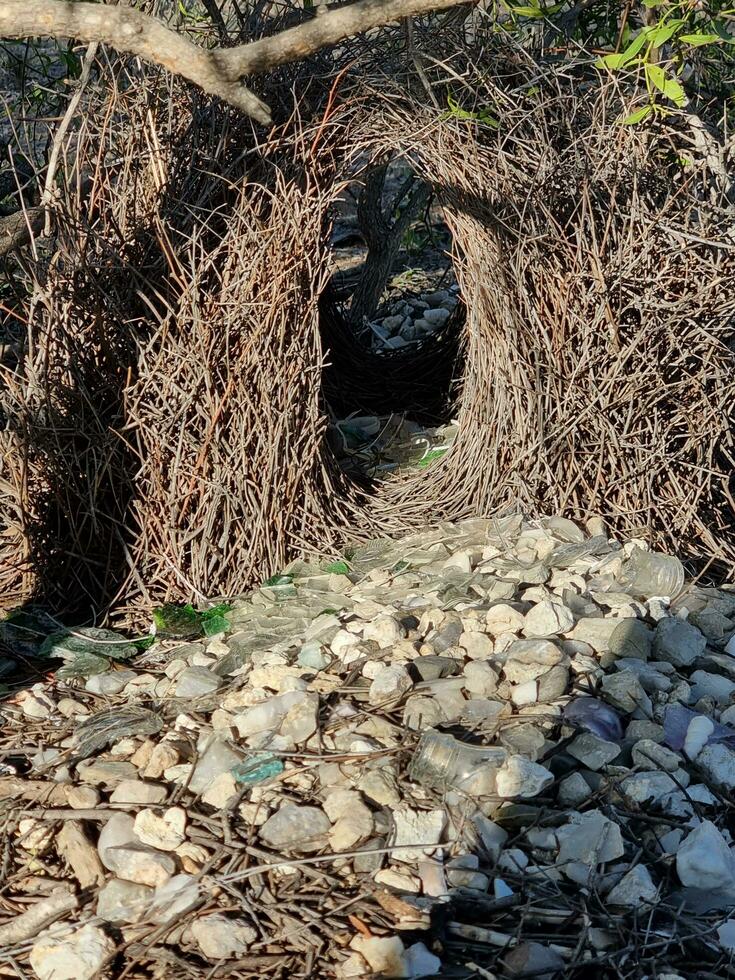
[0,0,468,124]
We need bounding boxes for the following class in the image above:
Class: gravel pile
[3,515,735,978]
[366,286,459,352]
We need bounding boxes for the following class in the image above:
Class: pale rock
[622,770,688,804]
[558,772,592,806]
[57,697,90,718]
[459,630,494,660]
[259,804,330,852]
[567,733,621,771]
[149,874,201,923]
[677,820,735,890]
[17,818,54,855]
[697,743,735,790]
[653,617,706,667]
[690,669,735,704]
[298,643,330,670]
[472,814,508,861]
[201,772,239,808]
[557,810,625,867]
[331,629,361,658]
[717,919,735,952]
[363,615,405,648]
[20,686,55,719]
[134,807,186,851]
[177,841,210,873]
[65,785,100,809]
[485,604,525,636]
[350,936,407,977]
[324,790,374,851]
[190,914,257,959]
[510,680,538,706]
[97,813,176,886]
[497,848,529,873]
[631,739,681,772]
[337,952,370,977]
[443,550,472,573]
[374,867,421,892]
[164,658,188,679]
[496,756,553,798]
[280,693,319,743]
[110,779,168,805]
[359,768,402,807]
[30,924,115,980]
[447,868,489,890]
[188,737,243,795]
[97,879,153,924]
[392,807,446,863]
[144,741,182,779]
[606,865,658,906]
[233,692,306,737]
[463,660,499,696]
[369,664,413,705]
[522,601,575,638]
[85,670,137,696]
[568,617,633,653]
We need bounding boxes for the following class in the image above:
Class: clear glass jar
[409,730,506,796]
[618,546,685,601]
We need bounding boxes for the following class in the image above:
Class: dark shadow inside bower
[319,157,465,482]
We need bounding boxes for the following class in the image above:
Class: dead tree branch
[0,0,468,124]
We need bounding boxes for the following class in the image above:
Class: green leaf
[324,560,351,575]
[508,5,544,15]
[417,448,448,468]
[203,615,228,637]
[643,0,667,6]
[621,104,653,125]
[596,53,632,69]
[679,33,722,46]
[645,64,687,107]
[649,20,685,47]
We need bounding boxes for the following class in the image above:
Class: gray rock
[496,756,553,799]
[85,670,137,696]
[690,670,735,705]
[463,660,499,696]
[606,865,658,906]
[653,617,706,667]
[188,737,244,795]
[504,941,565,979]
[557,810,624,866]
[567,733,621,771]
[174,666,223,698]
[190,914,257,959]
[697,743,735,790]
[600,671,651,713]
[259,804,330,853]
[97,879,154,924]
[403,695,446,730]
[631,739,681,772]
[557,772,592,806]
[621,771,686,804]
[677,820,735,890]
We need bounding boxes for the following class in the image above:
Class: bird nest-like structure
[1,38,733,622]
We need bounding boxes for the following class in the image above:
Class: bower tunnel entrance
[320,154,464,484]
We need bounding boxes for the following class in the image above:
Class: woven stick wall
[351,70,735,574]
[2,46,734,621]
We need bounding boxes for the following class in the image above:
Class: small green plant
[441,93,500,128]
[595,1,735,124]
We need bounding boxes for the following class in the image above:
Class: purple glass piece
[663,703,735,752]
[563,697,624,742]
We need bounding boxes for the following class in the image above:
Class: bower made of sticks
[1,54,734,620]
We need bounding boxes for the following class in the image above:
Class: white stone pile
[3,514,735,978]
